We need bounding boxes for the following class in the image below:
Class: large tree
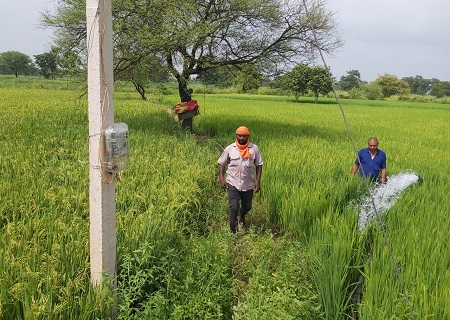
[401,75,432,95]
[430,81,450,98]
[279,63,311,101]
[42,0,342,100]
[279,63,332,102]
[34,52,58,79]
[35,46,84,79]
[374,74,410,98]
[337,69,361,91]
[308,65,333,103]
[0,51,34,77]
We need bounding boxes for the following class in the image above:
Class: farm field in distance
[1,77,449,319]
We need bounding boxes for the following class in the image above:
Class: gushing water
[358,172,421,232]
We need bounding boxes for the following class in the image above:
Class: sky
[1,0,449,82]
[325,0,450,81]
[0,0,56,59]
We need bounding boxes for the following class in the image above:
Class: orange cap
[235,126,250,135]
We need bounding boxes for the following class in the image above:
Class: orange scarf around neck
[236,139,252,159]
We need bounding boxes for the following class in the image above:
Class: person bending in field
[218,126,263,234]
[351,137,387,184]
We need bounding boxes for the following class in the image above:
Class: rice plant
[1,84,449,319]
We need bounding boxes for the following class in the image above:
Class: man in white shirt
[218,126,263,233]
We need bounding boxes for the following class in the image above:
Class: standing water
[358,172,421,232]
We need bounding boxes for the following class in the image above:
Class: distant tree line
[2,48,450,100]
[0,49,83,79]
[2,0,449,101]
[335,70,450,99]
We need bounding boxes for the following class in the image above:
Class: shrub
[360,83,383,100]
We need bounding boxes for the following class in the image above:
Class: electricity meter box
[103,122,130,173]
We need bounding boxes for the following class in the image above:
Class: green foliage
[359,82,383,100]
[256,86,286,96]
[308,210,364,319]
[279,64,311,101]
[115,54,171,85]
[116,234,233,319]
[232,64,263,93]
[374,73,410,98]
[197,65,235,88]
[51,46,84,78]
[1,81,449,319]
[280,64,333,102]
[337,69,362,91]
[232,231,321,320]
[42,0,342,100]
[430,80,450,98]
[34,52,58,79]
[0,75,86,90]
[397,94,444,103]
[308,66,333,103]
[401,75,432,95]
[0,51,34,77]
[348,86,365,99]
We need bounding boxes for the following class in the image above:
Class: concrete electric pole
[86,0,116,288]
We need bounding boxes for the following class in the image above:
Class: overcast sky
[1,0,449,82]
[0,1,56,59]
[326,0,450,81]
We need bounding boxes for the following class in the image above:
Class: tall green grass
[1,86,449,319]
[195,93,450,318]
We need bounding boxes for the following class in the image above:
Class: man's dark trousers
[227,184,253,233]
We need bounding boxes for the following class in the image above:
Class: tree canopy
[0,51,34,77]
[430,81,450,98]
[34,46,84,79]
[308,65,333,102]
[34,52,58,79]
[374,74,410,98]
[337,70,361,91]
[42,0,342,100]
[280,64,311,101]
[279,63,333,102]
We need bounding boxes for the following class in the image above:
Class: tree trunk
[176,76,195,131]
[132,81,147,100]
[178,78,191,102]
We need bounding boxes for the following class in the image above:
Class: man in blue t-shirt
[351,137,386,184]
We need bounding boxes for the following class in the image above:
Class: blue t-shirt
[355,148,386,182]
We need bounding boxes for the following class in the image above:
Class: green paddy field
[1,77,449,319]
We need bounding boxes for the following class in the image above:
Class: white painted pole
[86,0,116,287]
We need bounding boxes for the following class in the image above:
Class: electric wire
[100,0,115,184]
[301,0,416,318]
[86,1,115,184]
